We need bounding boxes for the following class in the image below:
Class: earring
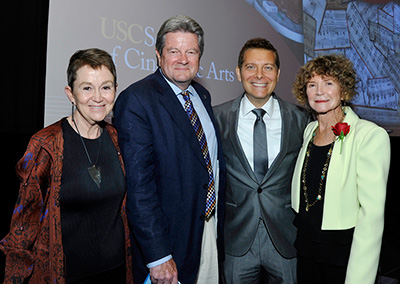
[71,102,75,116]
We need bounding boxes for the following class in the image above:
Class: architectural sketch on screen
[246,0,400,131]
[245,0,304,43]
[303,0,400,130]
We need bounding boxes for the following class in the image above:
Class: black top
[60,119,126,282]
[294,142,354,266]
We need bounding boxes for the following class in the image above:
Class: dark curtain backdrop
[1,0,49,281]
[0,0,399,282]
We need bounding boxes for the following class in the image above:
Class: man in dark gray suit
[213,38,308,283]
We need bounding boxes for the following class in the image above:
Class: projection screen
[45,0,400,135]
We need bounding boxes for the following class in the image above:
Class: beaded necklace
[301,129,334,212]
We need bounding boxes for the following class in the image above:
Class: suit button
[257,187,262,193]
[199,215,205,221]
[203,184,208,190]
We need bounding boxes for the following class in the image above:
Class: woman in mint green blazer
[291,55,390,284]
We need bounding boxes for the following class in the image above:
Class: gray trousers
[224,219,297,284]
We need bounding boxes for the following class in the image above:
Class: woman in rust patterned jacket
[0,49,133,283]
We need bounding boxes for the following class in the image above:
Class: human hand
[149,258,178,284]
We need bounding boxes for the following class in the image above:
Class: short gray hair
[155,15,205,59]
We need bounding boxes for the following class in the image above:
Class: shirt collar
[240,93,276,118]
[160,69,195,96]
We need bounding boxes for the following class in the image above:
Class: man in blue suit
[114,15,226,284]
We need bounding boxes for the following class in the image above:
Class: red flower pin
[332,122,350,154]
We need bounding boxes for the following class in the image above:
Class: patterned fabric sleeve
[1,138,52,283]
[1,122,134,283]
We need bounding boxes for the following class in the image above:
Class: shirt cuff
[146,255,172,268]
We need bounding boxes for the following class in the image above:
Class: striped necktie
[182,91,216,219]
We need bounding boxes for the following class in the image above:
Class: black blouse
[294,142,354,266]
[60,119,126,282]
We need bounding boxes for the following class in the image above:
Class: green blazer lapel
[323,107,359,222]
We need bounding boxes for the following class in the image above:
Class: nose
[254,68,264,79]
[92,89,103,102]
[316,83,324,96]
[178,52,188,64]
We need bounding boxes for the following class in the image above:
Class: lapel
[193,81,215,129]
[154,70,207,168]
[194,81,225,164]
[324,107,359,207]
[228,95,259,184]
[228,94,293,185]
[292,107,359,212]
[259,95,291,185]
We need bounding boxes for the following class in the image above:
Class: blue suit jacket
[114,69,226,284]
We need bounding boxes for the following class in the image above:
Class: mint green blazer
[291,107,390,283]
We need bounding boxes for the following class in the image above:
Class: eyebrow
[245,63,277,70]
[78,80,114,87]
[245,62,275,66]
[307,77,335,83]
[167,47,199,52]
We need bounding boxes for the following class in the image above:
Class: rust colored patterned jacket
[0,119,133,283]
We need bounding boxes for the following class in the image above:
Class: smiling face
[156,31,200,90]
[306,74,343,115]
[236,48,280,108]
[65,65,116,127]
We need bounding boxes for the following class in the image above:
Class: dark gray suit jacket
[213,93,308,259]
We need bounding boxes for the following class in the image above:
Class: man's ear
[236,66,242,82]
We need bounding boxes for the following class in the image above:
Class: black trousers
[66,263,126,284]
[297,255,347,284]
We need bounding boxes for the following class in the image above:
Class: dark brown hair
[237,38,280,70]
[67,48,117,91]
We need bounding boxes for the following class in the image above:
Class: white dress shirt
[237,94,282,171]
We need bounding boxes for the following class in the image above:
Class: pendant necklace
[72,115,102,188]
[301,129,334,212]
